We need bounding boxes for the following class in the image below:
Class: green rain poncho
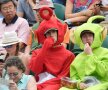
[60,23,108,90]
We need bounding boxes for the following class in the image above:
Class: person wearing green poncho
[60,23,108,90]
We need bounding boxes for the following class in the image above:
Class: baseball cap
[34,0,54,10]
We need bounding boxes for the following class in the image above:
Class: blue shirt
[17,0,36,26]
[0,74,32,90]
[17,74,32,90]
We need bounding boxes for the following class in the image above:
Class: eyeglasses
[8,72,18,77]
[2,6,14,12]
[3,45,13,48]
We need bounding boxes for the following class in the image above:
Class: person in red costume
[29,7,75,90]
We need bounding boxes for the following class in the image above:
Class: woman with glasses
[0,31,31,74]
[5,56,37,90]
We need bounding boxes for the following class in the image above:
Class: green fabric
[87,15,105,23]
[32,22,40,30]
[60,23,108,90]
[59,87,77,90]
[84,82,108,90]
[71,23,108,85]
[70,23,108,82]
[70,47,108,82]
[71,35,108,56]
[54,3,65,20]
[60,82,108,90]
[31,22,41,51]
[74,23,104,50]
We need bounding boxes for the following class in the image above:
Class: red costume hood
[35,7,67,45]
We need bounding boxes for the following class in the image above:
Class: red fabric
[29,45,75,90]
[29,7,75,90]
[37,78,61,90]
[39,7,53,20]
[35,8,67,45]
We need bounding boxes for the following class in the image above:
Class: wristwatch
[64,19,72,25]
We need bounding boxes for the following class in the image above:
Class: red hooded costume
[29,7,75,90]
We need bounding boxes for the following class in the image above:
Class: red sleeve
[57,53,75,78]
[29,49,45,75]
[29,37,54,75]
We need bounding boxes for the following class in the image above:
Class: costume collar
[2,15,18,26]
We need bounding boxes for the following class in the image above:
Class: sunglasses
[3,45,13,48]
[8,72,18,77]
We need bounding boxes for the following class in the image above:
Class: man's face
[35,9,43,22]
[81,33,94,46]
[45,29,58,43]
[0,1,16,20]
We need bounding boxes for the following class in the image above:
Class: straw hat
[0,31,22,46]
[34,0,54,10]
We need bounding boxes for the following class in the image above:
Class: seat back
[102,35,108,48]
[72,44,83,56]
[54,3,65,20]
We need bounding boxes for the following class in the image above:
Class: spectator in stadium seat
[0,31,31,74]
[64,0,100,27]
[0,0,30,54]
[29,7,75,90]
[25,0,70,54]
[5,56,36,90]
[60,22,108,90]
[17,0,37,26]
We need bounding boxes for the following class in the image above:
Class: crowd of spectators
[0,0,108,90]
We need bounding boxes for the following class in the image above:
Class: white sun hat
[0,31,22,46]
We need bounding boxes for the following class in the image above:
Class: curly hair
[5,56,25,73]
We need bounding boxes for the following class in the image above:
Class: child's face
[45,29,58,43]
[81,33,94,46]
